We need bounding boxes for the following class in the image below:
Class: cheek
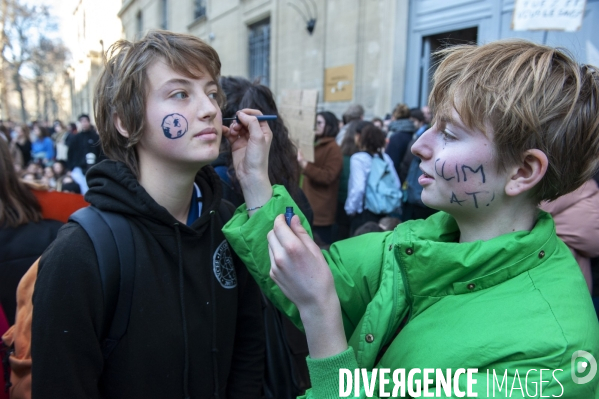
[214,108,223,133]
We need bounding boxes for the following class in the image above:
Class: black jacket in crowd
[0,219,62,324]
[66,128,103,172]
[31,160,265,398]
[385,118,416,180]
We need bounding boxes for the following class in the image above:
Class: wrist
[239,176,273,216]
[239,174,270,196]
[298,292,341,329]
[299,294,348,359]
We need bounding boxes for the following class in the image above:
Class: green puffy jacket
[223,185,599,398]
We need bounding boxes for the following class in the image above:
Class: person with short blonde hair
[31,30,264,398]
[222,39,599,397]
[429,40,599,202]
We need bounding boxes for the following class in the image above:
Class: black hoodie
[31,160,264,399]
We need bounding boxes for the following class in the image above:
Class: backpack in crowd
[364,153,402,215]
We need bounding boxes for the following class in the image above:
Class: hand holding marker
[226,112,289,225]
[223,115,278,123]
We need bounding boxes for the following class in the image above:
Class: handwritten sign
[512,0,587,31]
[278,89,318,163]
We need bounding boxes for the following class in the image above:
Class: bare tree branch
[1,0,65,122]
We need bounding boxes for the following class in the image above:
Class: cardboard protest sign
[278,89,318,162]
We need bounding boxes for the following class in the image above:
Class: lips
[418,167,434,186]
[420,168,434,179]
[193,127,217,139]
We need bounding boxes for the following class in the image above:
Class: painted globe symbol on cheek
[161,113,188,139]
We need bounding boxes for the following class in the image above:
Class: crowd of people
[0,29,598,399]
[0,114,104,195]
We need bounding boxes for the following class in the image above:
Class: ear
[113,113,130,138]
[505,149,548,197]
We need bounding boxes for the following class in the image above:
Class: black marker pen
[285,207,294,227]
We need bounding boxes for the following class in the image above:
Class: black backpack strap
[69,207,136,360]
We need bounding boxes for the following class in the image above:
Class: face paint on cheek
[461,164,486,183]
[486,191,495,207]
[450,192,466,206]
[449,190,495,209]
[161,113,188,139]
[435,158,458,181]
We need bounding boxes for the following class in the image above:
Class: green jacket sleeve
[222,185,391,339]
[301,348,360,399]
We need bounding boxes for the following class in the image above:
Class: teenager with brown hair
[31,30,264,398]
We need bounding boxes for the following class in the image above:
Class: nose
[196,92,218,121]
[411,127,433,160]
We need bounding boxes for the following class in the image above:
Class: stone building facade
[118,0,410,119]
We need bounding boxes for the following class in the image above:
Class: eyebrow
[161,78,218,90]
[440,110,468,130]
[449,118,467,131]
[162,78,193,89]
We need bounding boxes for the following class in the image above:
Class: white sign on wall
[512,0,587,31]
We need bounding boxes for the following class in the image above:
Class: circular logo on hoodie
[213,240,237,289]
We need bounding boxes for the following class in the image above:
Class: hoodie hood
[541,180,599,215]
[540,180,599,259]
[85,159,223,232]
